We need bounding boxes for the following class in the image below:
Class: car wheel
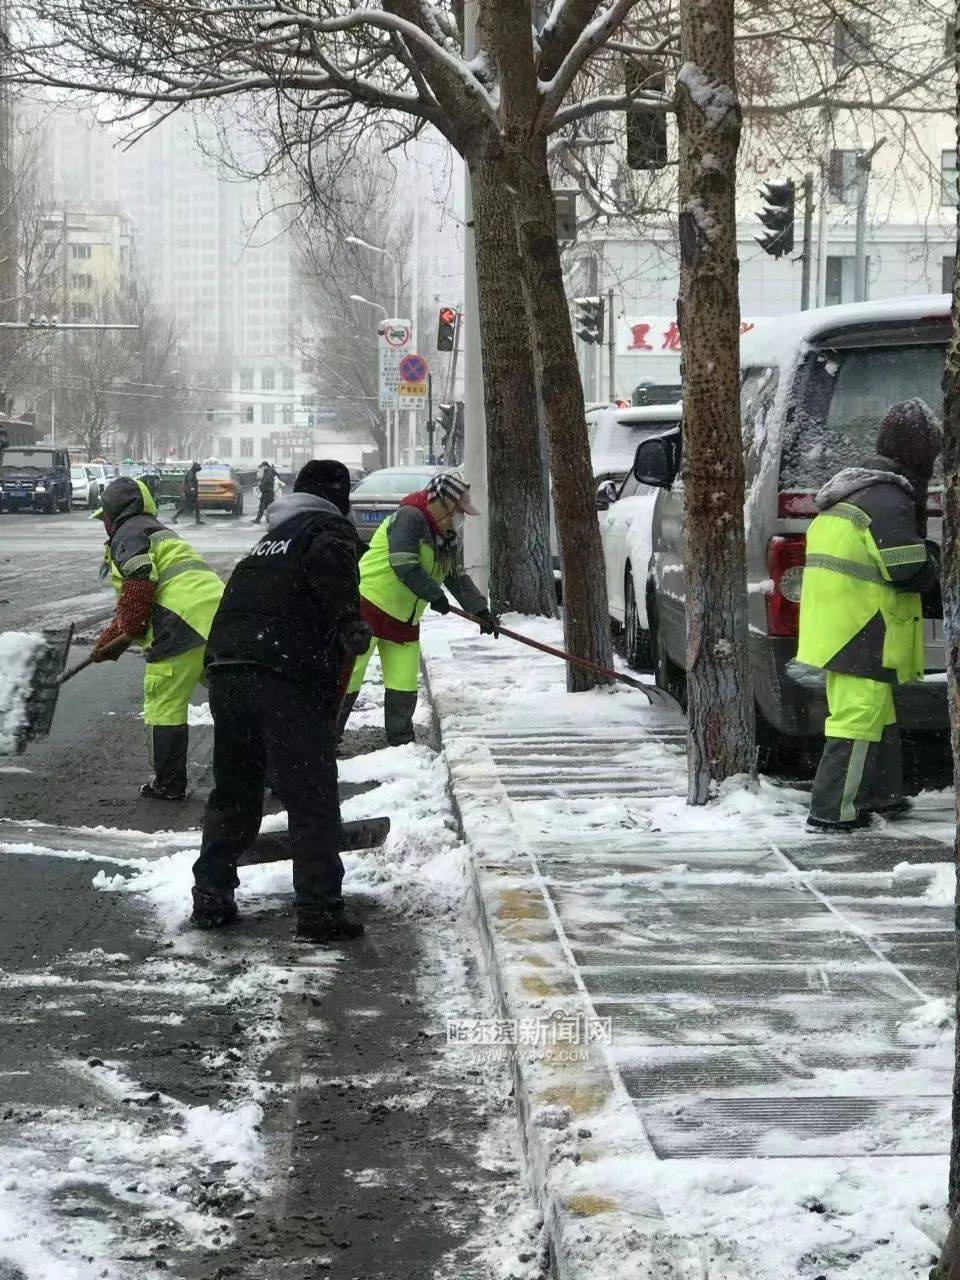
[649,599,687,710]
[235,494,244,516]
[57,497,70,513]
[623,570,652,671]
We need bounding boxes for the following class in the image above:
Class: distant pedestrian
[254,460,278,524]
[190,459,372,942]
[339,471,498,747]
[173,461,204,525]
[92,477,225,799]
[797,399,941,832]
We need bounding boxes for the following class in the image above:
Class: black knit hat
[295,459,352,514]
[876,399,942,482]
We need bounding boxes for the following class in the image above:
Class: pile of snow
[0,630,47,755]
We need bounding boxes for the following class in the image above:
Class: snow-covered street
[0,658,545,1280]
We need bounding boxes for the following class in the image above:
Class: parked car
[596,408,683,668]
[350,465,445,544]
[197,463,244,515]
[0,445,72,513]
[85,462,112,497]
[553,403,683,583]
[639,294,950,761]
[70,464,101,509]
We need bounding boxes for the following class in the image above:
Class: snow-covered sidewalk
[421,614,956,1279]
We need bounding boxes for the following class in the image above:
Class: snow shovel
[4,628,132,756]
[1,623,76,755]
[448,607,682,712]
[238,817,392,867]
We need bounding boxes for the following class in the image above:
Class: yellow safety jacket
[796,467,934,685]
[103,479,224,661]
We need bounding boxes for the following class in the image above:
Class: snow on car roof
[741,293,950,370]
[590,402,683,478]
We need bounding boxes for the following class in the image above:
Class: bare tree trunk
[512,140,614,690]
[470,150,556,618]
[675,0,756,802]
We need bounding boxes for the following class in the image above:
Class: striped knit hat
[426,471,479,516]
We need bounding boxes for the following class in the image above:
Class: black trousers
[192,667,344,912]
[254,489,274,522]
[809,724,905,825]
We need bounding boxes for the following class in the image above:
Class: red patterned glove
[92,617,125,661]
[115,577,156,639]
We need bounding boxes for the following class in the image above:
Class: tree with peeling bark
[6,0,649,681]
[675,0,754,800]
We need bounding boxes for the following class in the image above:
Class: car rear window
[353,470,437,497]
[780,342,945,489]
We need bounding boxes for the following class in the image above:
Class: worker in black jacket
[190,459,372,942]
[172,461,204,525]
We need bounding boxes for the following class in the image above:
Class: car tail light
[766,534,806,638]
[777,490,817,518]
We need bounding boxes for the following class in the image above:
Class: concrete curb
[422,653,705,1280]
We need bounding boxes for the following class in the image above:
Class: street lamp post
[345,237,399,318]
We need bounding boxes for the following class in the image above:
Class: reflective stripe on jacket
[796,467,934,685]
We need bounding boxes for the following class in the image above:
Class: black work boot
[295,907,364,943]
[190,886,239,929]
[142,724,189,799]
[384,689,418,747]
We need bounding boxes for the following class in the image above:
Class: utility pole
[800,172,814,311]
[607,288,616,399]
[854,138,886,303]
[461,0,488,591]
[426,372,435,464]
[815,109,832,307]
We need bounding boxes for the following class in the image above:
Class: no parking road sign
[397,352,429,409]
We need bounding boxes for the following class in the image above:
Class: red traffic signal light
[437,305,458,351]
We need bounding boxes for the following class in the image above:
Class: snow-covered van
[642,294,949,763]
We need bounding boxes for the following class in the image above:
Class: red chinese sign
[622,317,756,355]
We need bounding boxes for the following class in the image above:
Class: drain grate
[643,1094,949,1159]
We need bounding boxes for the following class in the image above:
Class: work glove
[431,594,451,616]
[342,619,373,658]
[475,607,500,637]
[92,621,126,662]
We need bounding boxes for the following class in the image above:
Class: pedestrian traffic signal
[756,179,796,258]
[574,297,604,345]
[437,306,458,352]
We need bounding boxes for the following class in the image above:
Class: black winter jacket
[205,492,362,696]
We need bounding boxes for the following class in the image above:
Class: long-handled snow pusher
[239,817,391,868]
[447,607,682,712]
[0,624,76,755]
[0,628,133,757]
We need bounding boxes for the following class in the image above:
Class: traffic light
[574,296,604,345]
[437,305,458,352]
[625,60,668,171]
[756,179,796,258]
